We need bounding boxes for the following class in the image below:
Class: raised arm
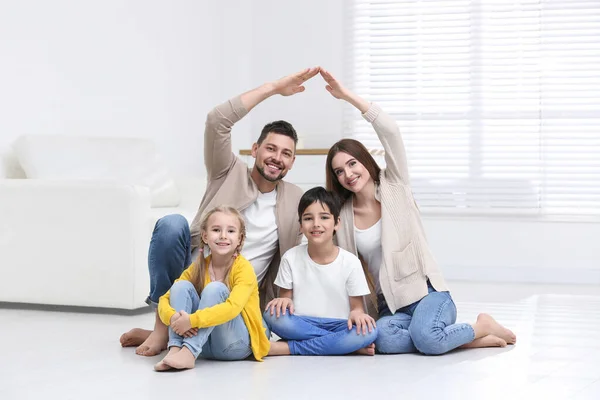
[319,68,410,185]
[204,67,320,181]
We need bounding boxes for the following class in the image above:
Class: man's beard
[256,163,285,182]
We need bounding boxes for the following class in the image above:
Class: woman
[321,68,516,355]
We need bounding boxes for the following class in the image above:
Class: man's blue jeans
[167,280,253,360]
[146,214,192,307]
[375,283,475,355]
[264,312,377,356]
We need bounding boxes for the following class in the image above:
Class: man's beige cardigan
[335,103,449,315]
[189,96,303,306]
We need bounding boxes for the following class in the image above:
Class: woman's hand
[320,68,351,100]
[320,68,370,113]
[348,310,377,335]
[265,297,295,318]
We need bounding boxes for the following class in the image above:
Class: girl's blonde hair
[191,205,246,294]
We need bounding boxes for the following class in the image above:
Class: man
[120,67,319,356]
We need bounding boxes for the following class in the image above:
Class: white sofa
[0,136,205,309]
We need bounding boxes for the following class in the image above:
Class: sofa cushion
[14,135,181,207]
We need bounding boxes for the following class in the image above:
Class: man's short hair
[257,120,298,146]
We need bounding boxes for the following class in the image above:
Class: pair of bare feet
[120,328,196,371]
[462,313,517,349]
[154,346,196,371]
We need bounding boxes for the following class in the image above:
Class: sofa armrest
[0,180,152,309]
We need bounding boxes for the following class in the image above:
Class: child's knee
[262,311,293,334]
[348,326,378,347]
[263,310,283,326]
[170,280,195,296]
[362,326,378,346]
[201,282,229,301]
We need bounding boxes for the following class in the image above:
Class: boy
[265,187,377,356]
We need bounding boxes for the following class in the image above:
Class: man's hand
[265,297,295,318]
[348,310,377,335]
[272,67,320,96]
[171,311,193,336]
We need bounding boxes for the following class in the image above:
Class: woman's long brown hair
[326,138,381,201]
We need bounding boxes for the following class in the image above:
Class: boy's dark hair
[297,186,342,223]
[257,120,298,146]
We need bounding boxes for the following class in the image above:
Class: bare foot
[476,313,517,344]
[267,341,291,356]
[162,346,196,370]
[154,347,181,371]
[135,330,168,357]
[460,334,507,349]
[120,328,152,347]
[354,343,376,356]
[153,361,173,372]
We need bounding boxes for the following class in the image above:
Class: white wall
[242,0,600,285]
[2,1,598,284]
[245,0,346,151]
[0,0,221,177]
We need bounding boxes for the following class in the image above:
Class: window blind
[345,0,600,217]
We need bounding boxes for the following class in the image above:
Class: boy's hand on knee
[265,298,294,318]
[171,311,192,335]
[348,311,377,336]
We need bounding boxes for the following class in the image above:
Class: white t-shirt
[355,219,383,295]
[274,244,370,319]
[242,189,278,284]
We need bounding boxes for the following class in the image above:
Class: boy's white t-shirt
[274,244,371,320]
[241,189,279,284]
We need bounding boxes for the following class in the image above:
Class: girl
[154,206,270,371]
[264,187,377,356]
[321,68,517,355]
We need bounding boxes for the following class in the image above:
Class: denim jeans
[167,280,253,360]
[146,214,193,306]
[264,312,377,356]
[375,282,475,355]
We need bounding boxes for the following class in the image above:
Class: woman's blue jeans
[375,283,475,355]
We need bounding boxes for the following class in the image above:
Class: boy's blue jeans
[264,312,377,356]
[167,280,253,360]
[375,283,475,355]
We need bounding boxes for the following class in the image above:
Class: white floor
[2,281,599,400]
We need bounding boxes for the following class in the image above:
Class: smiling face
[331,151,373,194]
[251,132,296,182]
[201,211,243,257]
[299,201,339,246]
